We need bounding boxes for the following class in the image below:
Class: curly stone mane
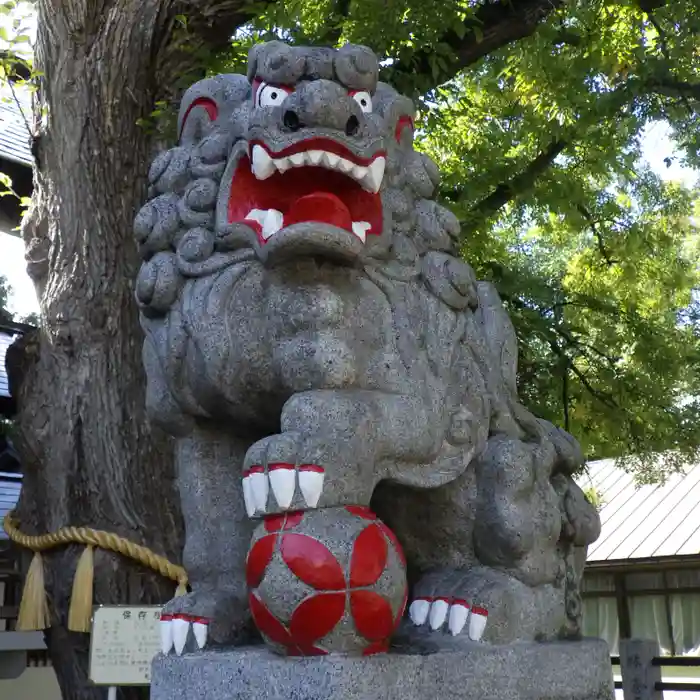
[133,42,600,650]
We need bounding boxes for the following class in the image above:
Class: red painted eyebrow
[252,78,296,94]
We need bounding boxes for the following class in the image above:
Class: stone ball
[246,505,407,656]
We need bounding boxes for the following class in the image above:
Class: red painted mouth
[227,138,384,245]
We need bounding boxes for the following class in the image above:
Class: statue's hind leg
[159,423,256,655]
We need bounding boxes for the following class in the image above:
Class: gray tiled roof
[578,458,700,561]
[0,98,32,167]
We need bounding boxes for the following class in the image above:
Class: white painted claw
[173,617,189,655]
[299,465,324,508]
[448,602,469,636]
[428,599,449,630]
[193,621,208,650]
[242,475,256,517]
[468,606,488,641]
[248,467,268,512]
[160,616,174,654]
[269,464,296,508]
[408,599,430,626]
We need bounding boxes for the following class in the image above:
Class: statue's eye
[256,82,291,108]
[350,91,372,113]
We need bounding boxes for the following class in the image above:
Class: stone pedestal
[151,639,614,700]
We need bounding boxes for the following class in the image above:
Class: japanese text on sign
[89,606,162,686]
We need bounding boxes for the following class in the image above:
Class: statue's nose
[281,80,364,135]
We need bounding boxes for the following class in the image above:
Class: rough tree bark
[6,1,265,698]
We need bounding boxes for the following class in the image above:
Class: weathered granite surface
[151,640,615,700]
[135,39,603,658]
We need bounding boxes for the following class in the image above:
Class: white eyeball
[351,91,372,113]
[256,82,290,108]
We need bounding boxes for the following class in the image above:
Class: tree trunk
[6,1,259,697]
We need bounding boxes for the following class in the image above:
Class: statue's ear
[177,75,251,146]
[394,115,414,145]
[177,80,221,146]
[178,93,218,146]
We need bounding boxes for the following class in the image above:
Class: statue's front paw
[160,611,208,656]
[159,590,251,655]
[242,432,324,515]
[160,597,210,656]
[242,430,369,516]
[408,597,488,640]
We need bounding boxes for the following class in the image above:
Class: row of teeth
[243,464,324,517]
[160,615,208,655]
[245,208,372,242]
[251,145,386,194]
[409,598,488,639]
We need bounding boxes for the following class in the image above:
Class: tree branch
[386,0,565,94]
[548,340,619,410]
[554,325,621,367]
[576,205,620,266]
[646,77,700,101]
[460,138,567,233]
[322,0,352,45]
[449,83,636,233]
[152,0,279,101]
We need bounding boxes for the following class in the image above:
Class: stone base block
[151,638,614,700]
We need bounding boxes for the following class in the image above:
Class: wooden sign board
[89,605,162,686]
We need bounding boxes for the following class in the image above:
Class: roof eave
[586,553,700,571]
[0,152,32,169]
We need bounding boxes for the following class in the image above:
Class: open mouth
[227,137,385,245]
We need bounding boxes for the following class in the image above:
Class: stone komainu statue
[134,41,601,657]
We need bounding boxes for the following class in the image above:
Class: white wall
[0,230,38,318]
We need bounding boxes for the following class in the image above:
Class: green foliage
[413,0,700,478]
[582,486,604,511]
[216,0,700,478]
[4,0,700,479]
[0,1,34,326]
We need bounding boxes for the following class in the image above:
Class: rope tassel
[68,545,95,633]
[17,551,50,631]
[3,511,188,631]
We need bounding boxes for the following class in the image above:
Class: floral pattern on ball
[246,506,407,656]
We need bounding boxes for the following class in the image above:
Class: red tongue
[285,192,353,231]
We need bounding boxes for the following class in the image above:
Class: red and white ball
[246,505,407,656]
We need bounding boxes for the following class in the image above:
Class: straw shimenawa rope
[2,510,188,633]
